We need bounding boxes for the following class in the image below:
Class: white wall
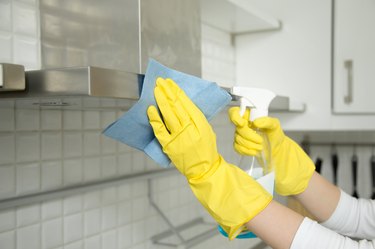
[0,1,265,248]
[235,0,375,131]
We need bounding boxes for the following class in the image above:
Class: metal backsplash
[39,0,201,76]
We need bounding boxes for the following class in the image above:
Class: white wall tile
[146,216,161,239]
[63,110,82,130]
[63,195,82,215]
[0,108,15,131]
[16,163,40,194]
[169,189,180,209]
[0,134,15,165]
[101,136,116,154]
[17,224,40,249]
[85,235,101,249]
[13,35,39,69]
[13,2,38,36]
[0,231,15,249]
[16,204,40,227]
[0,165,16,198]
[41,132,62,160]
[131,181,147,198]
[118,143,132,153]
[101,187,117,206]
[117,184,131,201]
[41,161,63,190]
[0,1,11,31]
[63,132,82,158]
[17,0,37,5]
[0,210,15,233]
[83,191,100,210]
[145,156,158,171]
[101,229,117,249]
[83,131,100,156]
[42,200,62,221]
[101,205,117,231]
[63,213,82,244]
[117,201,132,226]
[15,106,39,131]
[42,218,62,249]
[83,111,100,129]
[118,224,132,248]
[132,152,145,172]
[118,153,132,175]
[100,111,116,129]
[41,110,62,130]
[84,209,101,237]
[0,32,12,62]
[16,132,39,162]
[132,220,145,245]
[64,240,82,249]
[101,155,117,178]
[83,157,101,182]
[63,159,82,185]
[132,242,148,249]
[131,197,147,222]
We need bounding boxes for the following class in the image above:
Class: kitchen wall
[0,1,266,248]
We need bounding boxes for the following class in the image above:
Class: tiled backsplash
[0,0,40,70]
[0,2,265,247]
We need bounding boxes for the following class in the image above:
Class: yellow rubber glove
[228,106,315,196]
[147,78,272,240]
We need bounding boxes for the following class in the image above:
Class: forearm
[294,171,341,222]
[246,200,304,249]
[246,199,375,249]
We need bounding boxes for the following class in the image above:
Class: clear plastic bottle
[239,129,272,180]
[217,87,276,239]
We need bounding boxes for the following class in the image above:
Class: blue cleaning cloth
[103,59,232,167]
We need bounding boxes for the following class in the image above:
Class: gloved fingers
[228,107,249,127]
[158,78,191,126]
[154,78,184,133]
[252,117,280,130]
[235,126,263,144]
[164,78,208,128]
[234,142,259,156]
[234,133,263,152]
[147,105,171,146]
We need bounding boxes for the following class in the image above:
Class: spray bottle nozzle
[231,87,276,121]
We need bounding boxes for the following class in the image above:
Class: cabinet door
[333,0,375,113]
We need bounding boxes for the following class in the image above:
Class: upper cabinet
[332,0,375,113]
[234,0,375,130]
[200,0,281,35]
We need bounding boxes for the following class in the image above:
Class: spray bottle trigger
[239,98,255,119]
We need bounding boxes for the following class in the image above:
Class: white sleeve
[321,190,375,239]
[291,218,375,249]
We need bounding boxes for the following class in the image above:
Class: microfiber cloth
[103,59,232,167]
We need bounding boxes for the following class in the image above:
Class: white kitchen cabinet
[333,0,375,114]
[235,0,375,130]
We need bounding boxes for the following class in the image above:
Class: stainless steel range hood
[0,63,305,112]
[0,64,142,110]
[0,0,304,112]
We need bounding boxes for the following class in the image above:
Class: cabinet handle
[344,60,353,104]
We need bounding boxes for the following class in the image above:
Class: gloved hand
[147,78,272,240]
[228,107,315,196]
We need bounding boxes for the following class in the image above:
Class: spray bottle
[218,86,276,239]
